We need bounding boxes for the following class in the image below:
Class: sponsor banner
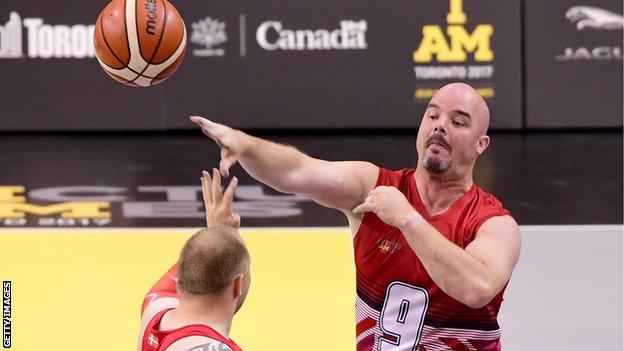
[0,0,521,131]
[408,0,522,129]
[525,0,623,128]
[0,184,334,227]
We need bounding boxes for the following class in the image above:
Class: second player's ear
[232,273,244,297]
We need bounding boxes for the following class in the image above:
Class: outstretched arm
[191,116,379,212]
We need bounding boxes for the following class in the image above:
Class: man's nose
[433,117,447,134]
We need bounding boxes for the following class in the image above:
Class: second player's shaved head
[177,226,249,296]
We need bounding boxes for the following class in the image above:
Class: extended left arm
[354,186,521,308]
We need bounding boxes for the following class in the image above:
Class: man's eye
[429,115,437,120]
[452,121,463,126]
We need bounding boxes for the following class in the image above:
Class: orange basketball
[93,0,187,87]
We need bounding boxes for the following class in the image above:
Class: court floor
[0,225,621,351]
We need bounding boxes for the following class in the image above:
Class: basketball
[93,0,187,87]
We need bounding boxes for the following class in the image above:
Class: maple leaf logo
[191,17,227,50]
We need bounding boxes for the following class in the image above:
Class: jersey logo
[378,239,401,254]
[148,333,159,347]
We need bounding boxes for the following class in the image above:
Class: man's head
[416,82,491,179]
[177,226,251,313]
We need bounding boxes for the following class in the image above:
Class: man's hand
[353,186,424,229]
[191,116,247,178]
[201,168,241,228]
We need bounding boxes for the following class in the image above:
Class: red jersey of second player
[141,307,244,351]
[354,168,511,351]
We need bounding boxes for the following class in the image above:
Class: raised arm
[140,170,241,315]
[137,171,242,351]
[191,116,379,212]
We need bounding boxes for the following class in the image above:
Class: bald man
[138,171,249,351]
[191,82,521,351]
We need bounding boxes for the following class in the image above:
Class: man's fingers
[191,116,239,177]
[212,168,223,202]
[201,170,213,204]
[219,149,239,178]
[223,176,238,208]
[191,116,229,148]
[190,116,216,129]
[219,152,236,178]
[353,202,372,214]
[190,116,217,137]
[231,213,241,228]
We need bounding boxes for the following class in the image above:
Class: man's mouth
[426,139,450,151]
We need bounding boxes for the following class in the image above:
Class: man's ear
[476,135,490,155]
[232,273,244,297]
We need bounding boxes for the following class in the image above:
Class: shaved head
[416,82,492,179]
[431,83,490,135]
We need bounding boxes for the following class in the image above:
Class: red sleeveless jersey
[141,308,244,351]
[354,168,511,351]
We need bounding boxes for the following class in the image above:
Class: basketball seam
[123,0,132,70]
[97,58,156,79]
[99,11,128,70]
[155,13,185,67]
[131,0,142,83]
[154,44,183,79]
[98,0,144,77]
[105,70,139,86]
[146,0,167,64]
[131,0,167,84]
[136,0,144,63]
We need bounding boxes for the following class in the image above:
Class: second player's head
[415,82,491,179]
[177,226,251,313]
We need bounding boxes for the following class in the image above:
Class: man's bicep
[465,215,521,288]
[297,159,379,211]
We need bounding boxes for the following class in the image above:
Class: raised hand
[191,116,247,178]
[200,168,241,228]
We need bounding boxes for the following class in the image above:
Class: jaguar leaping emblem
[566,6,624,30]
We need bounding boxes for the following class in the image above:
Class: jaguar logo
[565,6,624,30]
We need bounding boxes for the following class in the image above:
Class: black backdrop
[0,0,621,131]
[525,0,623,128]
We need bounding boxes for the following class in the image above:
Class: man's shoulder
[163,335,241,351]
[473,185,507,209]
[138,296,180,351]
[467,185,513,235]
[377,167,415,186]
